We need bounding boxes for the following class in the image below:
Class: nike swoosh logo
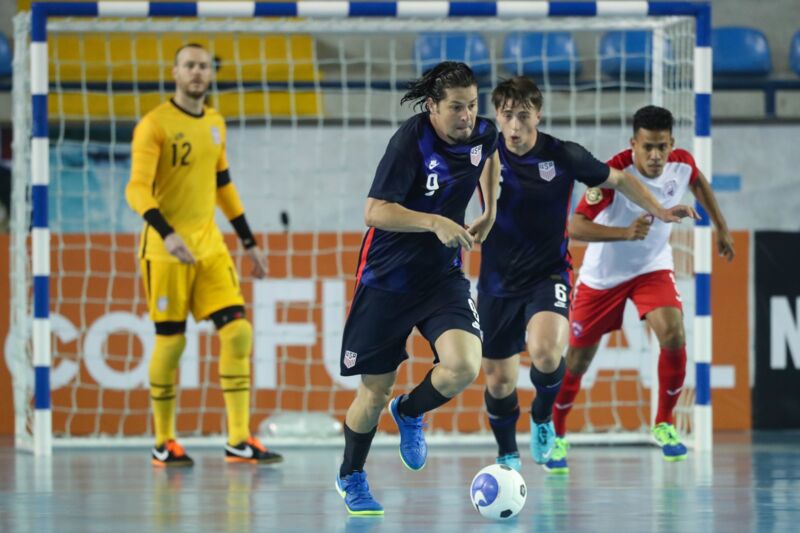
[666,388,683,396]
[152,448,169,462]
[225,444,254,458]
[555,402,573,410]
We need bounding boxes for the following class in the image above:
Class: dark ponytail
[400,61,478,111]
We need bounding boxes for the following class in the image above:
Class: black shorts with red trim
[340,272,482,376]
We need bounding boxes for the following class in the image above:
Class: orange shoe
[225,436,283,464]
[151,439,194,467]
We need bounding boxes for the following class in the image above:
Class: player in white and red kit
[547,106,734,471]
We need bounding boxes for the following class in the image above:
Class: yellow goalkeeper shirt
[126,100,236,262]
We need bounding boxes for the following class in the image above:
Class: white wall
[218,122,798,233]
[713,124,800,231]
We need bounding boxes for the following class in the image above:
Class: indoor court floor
[1,432,799,533]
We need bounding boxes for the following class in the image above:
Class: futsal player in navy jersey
[334,62,501,515]
[478,77,698,472]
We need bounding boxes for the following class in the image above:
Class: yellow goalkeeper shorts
[140,252,245,323]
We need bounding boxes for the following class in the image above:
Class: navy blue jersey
[356,112,498,293]
[478,131,609,297]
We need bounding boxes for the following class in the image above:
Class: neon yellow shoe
[543,437,570,474]
[652,422,688,461]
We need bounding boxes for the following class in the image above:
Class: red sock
[553,370,582,437]
[656,346,687,425]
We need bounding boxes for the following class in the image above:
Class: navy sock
[340,423,377,477]
[398,368,450,418]
[485,388,520,456]
[530,357,566,424]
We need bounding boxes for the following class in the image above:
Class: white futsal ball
[469,464,527,520]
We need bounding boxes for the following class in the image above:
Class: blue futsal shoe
[335,471,384,516]
[496,451,522,472]
[531,420,556,464]
[652,422,688,461]
[389,396,427,471]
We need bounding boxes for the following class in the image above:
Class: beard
[182,81,208,100]
[448,126,473,143]
[185,88,207,100]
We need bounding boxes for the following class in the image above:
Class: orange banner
[0,231,750,438]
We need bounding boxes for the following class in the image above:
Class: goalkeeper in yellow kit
[126,44,282,467]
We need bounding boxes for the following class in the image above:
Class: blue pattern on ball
[470,473,499,507]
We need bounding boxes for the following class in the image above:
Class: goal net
[9,5,700,450]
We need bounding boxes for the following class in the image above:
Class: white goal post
[9,1,712,456]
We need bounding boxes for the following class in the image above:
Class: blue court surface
[1,432,799,533]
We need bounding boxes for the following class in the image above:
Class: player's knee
[658,323,685,350]
[360,384,392,411]
[528,337,564,366]
[446,354,481,388]
[369,388,392,411]
[566,348,594,375]
[485,365,517,398]
[528,338,565,369]
[219,318,253,361]
[529,350,562,374]
[149,333,186,375]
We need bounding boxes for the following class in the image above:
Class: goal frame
[19,0,713,456]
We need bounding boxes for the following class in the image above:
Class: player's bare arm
[602,167,699,223]
[568,212,652,243]
[364,197,474,250]
[467,151,500,243]
[689,169,735,261]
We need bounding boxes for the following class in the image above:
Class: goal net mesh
[9,14,696,445]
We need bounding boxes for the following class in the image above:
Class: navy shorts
[340,274,482,376]
[478,273,571,360]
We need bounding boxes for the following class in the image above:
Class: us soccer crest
[470,145,482,166]
[211,126,221,145]
[538,161,556,181]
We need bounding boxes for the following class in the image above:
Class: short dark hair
[633,105,674,134]
[400,61,478,111]
[491,76,543,111]
[174,43,208,65]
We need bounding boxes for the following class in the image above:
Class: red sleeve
[606,149,633,170]
[575,188,615,220]
[669,148,699,185]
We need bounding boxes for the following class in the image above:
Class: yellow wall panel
[50,34,321,83]
[215,91,322,117]
[50,91,322,120]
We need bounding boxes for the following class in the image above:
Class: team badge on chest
[470,145,482,167]
[664,179,677,197]
[538,161,556,181]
